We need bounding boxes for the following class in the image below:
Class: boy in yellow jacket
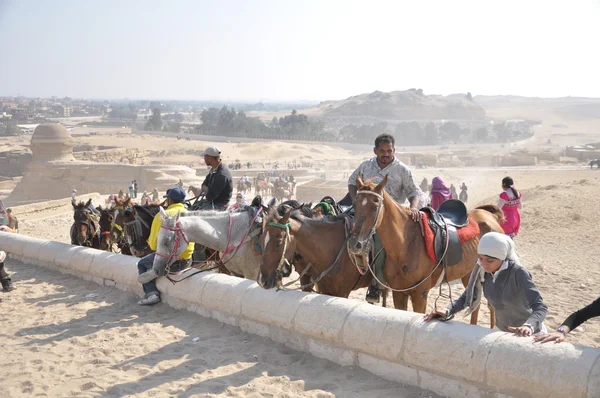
[136,187,194,305]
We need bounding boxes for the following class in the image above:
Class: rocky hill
[317,89,486,121]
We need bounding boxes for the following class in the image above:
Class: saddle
[315,196,344,216]
[420,199,469,267]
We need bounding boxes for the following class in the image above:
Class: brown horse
[121,204,162,257]
[107,198,133,255]
[348,175,505,326]
[70,199,101,249]
[97,206,114,251]
[258,205,388,305]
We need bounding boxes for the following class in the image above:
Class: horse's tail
[475,204,505,223]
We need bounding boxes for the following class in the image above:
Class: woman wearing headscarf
[424,232,548,336]
[229,193,249,212]
[430,176,452,211]
[534,297,600,344]
[498,176,523,238]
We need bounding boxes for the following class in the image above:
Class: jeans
[137,253,191,297]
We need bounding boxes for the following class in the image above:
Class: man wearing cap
[0,250,16,292]
[199,146,233,211]
[136,187,195,305]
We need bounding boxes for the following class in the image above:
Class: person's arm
[206,174,227,203]
[424,289,469,322]
[399,167,422,209]
[562,297,600,331]
[147,214,161,251]
[535,297,600,343]
[515,267,548,333]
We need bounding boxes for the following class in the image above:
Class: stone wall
[1,232,599,398]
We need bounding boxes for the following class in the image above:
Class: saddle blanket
[421,212,480,263]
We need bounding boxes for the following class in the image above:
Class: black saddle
[421,200,469,267]
[437,199,469,227]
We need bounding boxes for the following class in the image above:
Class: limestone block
[55,245,86,269]
[292,294,360,345]
[587,355,600,398]
[159,271,218,305]
[401,317,499,385]
[37,241,71,265]
[307,338,356,366]
[89,250,120,280]
[110,255,140,287]
[486,334,600,397]
[417,369,483,398]
[68,247,106,275]
[239,318,271,338]
[240,284,305,330]
[0,233,40,256]
[357,353,418,387]
[200,274,254,317]
[342,303,418,363]
[22,237,49,260]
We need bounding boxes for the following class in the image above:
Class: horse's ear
[375,175,388,193]
[279,206,294,225]
[267,197,277,207]
[174,210,181,222]
[86,198,92,207]
[159,206,167,219]
[356,175,364,188]
[124,197,131,207]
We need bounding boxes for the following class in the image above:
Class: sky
[0,0,599,101]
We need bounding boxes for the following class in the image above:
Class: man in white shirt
[347,133,425,303]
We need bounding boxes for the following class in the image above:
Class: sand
[1,258,436,398]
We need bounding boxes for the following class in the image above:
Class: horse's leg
[382,289,388,308]
[392,291,409,310]
[409,287,429,313]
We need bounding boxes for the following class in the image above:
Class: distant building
[10,108,33,121]
[52,105,72,117]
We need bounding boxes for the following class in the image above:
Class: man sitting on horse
[136,187,195,305]
[348,133,425,304]
[198,146,233,211]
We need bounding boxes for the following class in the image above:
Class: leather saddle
[421,199,469,267]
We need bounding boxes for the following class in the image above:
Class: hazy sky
[1,0,599,101]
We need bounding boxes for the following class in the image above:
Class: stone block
[357,352,419,387]
[402,317,499,385]
[307,338,356,366]
[342,303,417,363]
[55,245,86,269]
[240,284,305,330]
[89,250,120,280]
[200,274,254,317]
[588,354,600,398]
[68,247,101,275]
[293,294,360,345]
[486,334,600,397]
[37,241,71,265]
[0,234,41,256]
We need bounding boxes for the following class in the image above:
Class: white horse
[152,208,263,280]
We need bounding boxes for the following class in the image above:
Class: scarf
[464,232,520,315]
[431,177,452,201]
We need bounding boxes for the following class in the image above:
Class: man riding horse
[348,133,425,304]
[195,146,233,211]
[136,187,195,305]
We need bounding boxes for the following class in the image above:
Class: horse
[237,179,252,195]
[98,206,115,252]
[258,204,389,305]
[459,189,468,203]
[254,178,271,196]
[106,198,133,255]
[121,204,162,257]
[348,175,505,326]
[589,159,600,169]
[150,199,312,281]
[70,199,101,249]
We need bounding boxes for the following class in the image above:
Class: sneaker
[137,269,158,284]
[137,294,160,305]
[365,285,381,304]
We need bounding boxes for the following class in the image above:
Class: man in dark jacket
[199,146,232,210]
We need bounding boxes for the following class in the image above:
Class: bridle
[352,190,385,250]
[73,208,98,246]
[156,222,190,274]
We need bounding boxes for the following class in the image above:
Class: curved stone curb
[1,233,598,398]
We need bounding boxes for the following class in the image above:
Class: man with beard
[348,133,425,304]
[198,146,233,211]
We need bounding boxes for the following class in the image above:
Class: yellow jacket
[148,203,195,260]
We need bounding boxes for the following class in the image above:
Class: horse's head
[348,175,387,256]
[97,207,114,251]
[257,205,297,289]
[153,207,187,274]
[72,199,94,246]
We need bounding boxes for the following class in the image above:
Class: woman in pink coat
[430,176,452,211]
[498,176,523,238]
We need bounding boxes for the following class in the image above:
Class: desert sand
[1,257,437,398]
